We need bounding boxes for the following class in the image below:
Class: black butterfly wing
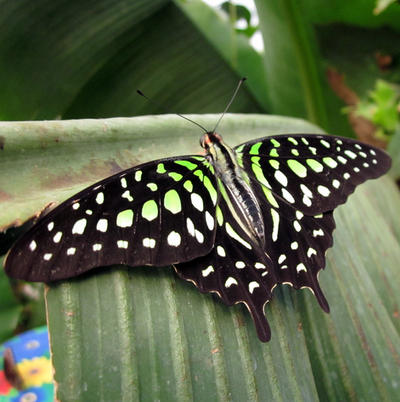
[174,189,278,342]
[5,156,219,282]
[236,134,391,310]
[235,134,391,214]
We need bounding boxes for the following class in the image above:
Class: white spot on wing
[282,188,295,203]
[96,219,108,232]
[217,246,226,257]
[271,209,279,242]
[72,218,87,235]
[313,229,324,237]
[167,231,181,247]
[143,238,156,248]
[274,170,288,186]
[307,248,317,258]
[317,185,330,197]
[344,150,357,159]
[235,261,245,269]
[205,211,214,231]
[67,247,76,255]
[117,240,128,249]
[29,240,37,251]
[202,265,214,277]
[248,281,260,294]
[96,192,104,205]
[53,231,62,243]
[225,277,238,287]
[293,220,301,232]
[186,218,195,237]
[93,243,102,251]
[195,230,204,244]
[121,190,134,202]
[191,193,204,211]
[278,254,286,264]
[296,263,307,273]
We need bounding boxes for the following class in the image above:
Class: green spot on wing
[147,183,158,191]
[225,222,251,249]
[288,159,307,178]
[203,176,217,205]
[175,160,197,170]
[249,142,262,155]
[252,163,271,189]
[168,172,183,181]
[116,209,134,227]
[194,169,204,181]
[164,190,182,214]
[269,148,279,157]
[183,180,193,192]
[216,205,223,226]
[235,144,245,153]
[270,139,280,147]
[322,157,338,168]
[262,186,279,208]
[269,160,279,170]
[142,200,158,221]
[306,159,323,173]
[157,163,166,174]
[135,170,142,181]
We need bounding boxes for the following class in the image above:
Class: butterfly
[4,123,391,341]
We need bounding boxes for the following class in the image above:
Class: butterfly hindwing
[247,174,335,311]
[5,156,219,282]
[175,193,278,342]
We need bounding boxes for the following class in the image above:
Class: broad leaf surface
[1,115,399,400]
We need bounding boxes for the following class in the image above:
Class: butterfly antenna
[136,90,208,133]
[212,77,247,133]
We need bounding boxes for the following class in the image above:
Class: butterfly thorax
[201,132,266,246]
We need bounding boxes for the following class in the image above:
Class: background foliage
[1,0,399,400]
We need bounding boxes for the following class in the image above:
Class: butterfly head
[200,131,223,151]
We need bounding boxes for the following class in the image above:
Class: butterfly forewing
[5,156,219,282]
[236,134,392,215]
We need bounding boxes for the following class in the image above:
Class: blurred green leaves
[354,79,400,139]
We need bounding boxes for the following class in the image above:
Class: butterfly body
[202,131,266,246]
[5,131,391,341]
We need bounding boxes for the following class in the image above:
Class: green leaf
[1,115,398,400]
[301,0,400,30]
[254,0,342,132]
[374,0,398,15]
[387,124,400,181]
[178,0,269,110]
[0,257,22,342]
[0,0,264,121]
[355,80,399,137]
